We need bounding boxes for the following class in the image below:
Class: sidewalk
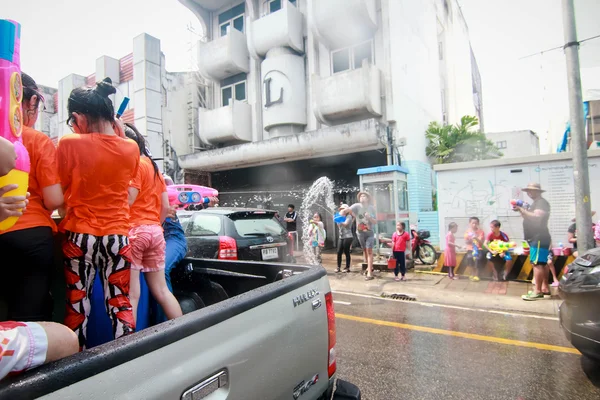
[310,250,562,317]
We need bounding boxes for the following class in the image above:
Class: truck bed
[0,259,335,400]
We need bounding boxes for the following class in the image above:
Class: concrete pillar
[57,74,86,138]
[96,56,120,85]
[133,33,164,171]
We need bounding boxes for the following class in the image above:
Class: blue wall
[404,160,439,246]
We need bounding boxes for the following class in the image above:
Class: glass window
[222,87,232,106]
[219,3,245,36]
[269,0,281,13]
[220,22,230,37]
[190,214,222,236]
[332,48,350,74]
[233,16,244,32]
[235,82,246,101]
[233,216,287,237]
[353,41,373,69]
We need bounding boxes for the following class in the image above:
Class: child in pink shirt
[391,222,411,281]
[445,222,459,279]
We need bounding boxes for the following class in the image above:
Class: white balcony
[312,61,382,125]
[248,3,304,59]
[198,100,252,145]
[197,28,250,81]
[311,0,377,49]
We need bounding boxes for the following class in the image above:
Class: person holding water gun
[125,123,182,324]
[484,220,515,281]
[57,77,139,348]
[464,216,485,282]
[0,73,64,322]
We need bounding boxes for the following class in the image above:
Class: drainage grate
[381,293,417,301]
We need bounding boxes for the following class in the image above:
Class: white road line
[333,300,352,305]
[331,290,559,321]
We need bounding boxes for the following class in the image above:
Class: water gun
[0,20,30,231]
[510,199,530,210]
[487,240,516,260]
[472,241,479,259]
[167,184,218,209]
[334,213,346,224]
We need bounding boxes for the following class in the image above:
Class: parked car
[179,208,295,263]
[559,247,600,362]
[0,257,361,399]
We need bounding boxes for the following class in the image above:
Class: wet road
[333,292,600,400]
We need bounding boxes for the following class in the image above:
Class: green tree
[425,116,502,164]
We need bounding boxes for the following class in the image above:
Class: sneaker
[551,281,559,287]
[343,268,350,273]
[400,276,407,281]
[394,277,400,282]
[335,269,341,273]
[365,275,374,281]
[522,292,544,301]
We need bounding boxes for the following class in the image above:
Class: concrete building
[40,34,203,179]
[488,130,540,159]
[178,0,483,229]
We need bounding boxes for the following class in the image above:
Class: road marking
[333,300,352,305]
[332,290,559,321]
[336,313,580,355]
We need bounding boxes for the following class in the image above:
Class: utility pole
[562,0,593,252]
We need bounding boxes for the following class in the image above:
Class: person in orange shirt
[57,78,139,349]
[0,73,64,322]
[124,124,182,323]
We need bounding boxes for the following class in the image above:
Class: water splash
[300,177,336,265]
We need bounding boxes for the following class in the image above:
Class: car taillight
[325,292,336,378]
[218,236,238,260]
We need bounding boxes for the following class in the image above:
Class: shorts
[129,224,166,272]
[529,243,551,266]
[357,231,375,249]
[0,321,47,380]
[488,254,506,271]
[466,250,486,269]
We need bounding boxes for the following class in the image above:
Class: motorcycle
[411,228,437,265]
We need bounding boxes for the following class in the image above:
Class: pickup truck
[0,257,361,400]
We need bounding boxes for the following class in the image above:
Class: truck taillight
[218,236,238,260]
[325,292,336,378]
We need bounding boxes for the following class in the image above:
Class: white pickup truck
[0,258,360,400]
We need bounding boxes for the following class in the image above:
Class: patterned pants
[63,231,135,349]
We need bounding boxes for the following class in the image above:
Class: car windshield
[233,216,287,237]
[178,213,194,232]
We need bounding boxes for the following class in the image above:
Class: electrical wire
[519,33,600,60]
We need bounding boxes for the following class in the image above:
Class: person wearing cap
[341,192,377,280]
[336,204,354,273]
[567,211,596,257]
[517,183,553,301]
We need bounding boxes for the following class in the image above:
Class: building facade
[178,0,482,229]
[36,34,203,180]
[488,130,540,159]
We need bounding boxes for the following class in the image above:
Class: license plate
[262,248,279,260]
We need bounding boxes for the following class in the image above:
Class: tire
[418,244,437,265]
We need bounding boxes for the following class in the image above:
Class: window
[219,3,245,37]
[268,0,296,13]
[331,40,374,74]
[190,214,222,236]
[233,216,287,237]
[221,73,247,106]
[496,141,507,149]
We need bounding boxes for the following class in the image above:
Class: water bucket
[334,213,346,224]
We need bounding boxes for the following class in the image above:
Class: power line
[519,33,600,60]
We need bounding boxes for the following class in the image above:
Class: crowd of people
[0,75,206,380]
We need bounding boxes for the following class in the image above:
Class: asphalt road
[332,292,600,400]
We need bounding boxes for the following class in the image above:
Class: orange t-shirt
[56,133,139,237]
[129,156,167,227]
[2,126,61,234]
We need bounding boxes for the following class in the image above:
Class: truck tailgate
[0,266,332,400]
